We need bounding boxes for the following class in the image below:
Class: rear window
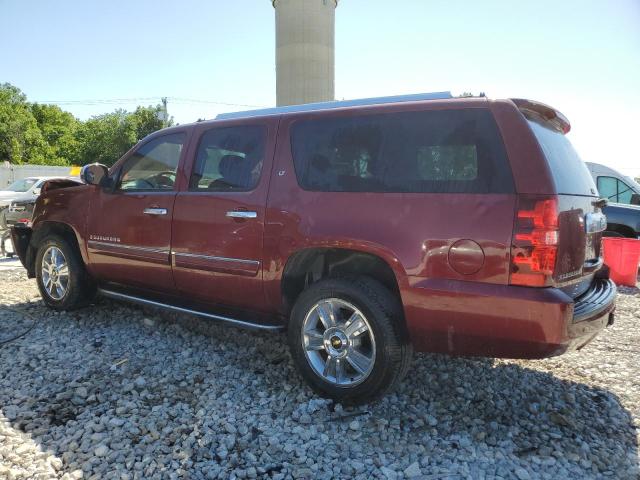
[290,109,514,193]
[526,118,597,196]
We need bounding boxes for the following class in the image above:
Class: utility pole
[161,97,168,127]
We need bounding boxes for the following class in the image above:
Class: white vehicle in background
[0,176,79,257]
[586,162,640,206]
[0,177,61,209]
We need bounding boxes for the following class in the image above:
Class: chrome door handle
[226,210,257,219]
[143,208,167,216]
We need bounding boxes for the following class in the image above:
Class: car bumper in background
[403,277,616,359]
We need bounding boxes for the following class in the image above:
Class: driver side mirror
[631,193,640,206]
[81,163,109,186]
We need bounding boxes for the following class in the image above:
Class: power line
[32,96,266,108]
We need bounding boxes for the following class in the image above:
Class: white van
[586,162,640,205]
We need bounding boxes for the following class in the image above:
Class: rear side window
[290,109,513,193]
[526,118,597,196]
[189,125,266,191]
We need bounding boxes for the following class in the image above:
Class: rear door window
[290,109,513,193]
[189,125,266,191]
[526,119,597,196]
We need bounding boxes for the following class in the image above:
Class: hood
[605,202,640,213]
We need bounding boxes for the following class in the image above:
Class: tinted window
[598,175,635,204]
[189,125,266,191]
[290,109,513,193]
[526,118,596,196]
[597,176,617,200]
[119,133,185,191]
[617,179,633,204]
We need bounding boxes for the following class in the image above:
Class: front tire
[288,277,412,404]
[35,234,95,310]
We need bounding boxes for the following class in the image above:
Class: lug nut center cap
[324,328,348,356]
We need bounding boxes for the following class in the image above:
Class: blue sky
[1,0,639,177]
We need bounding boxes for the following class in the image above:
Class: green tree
[131,105,171,140]
[75,110,138,166]
[75,105,171,166]
[31,103,80,165]
[0,83,49,164]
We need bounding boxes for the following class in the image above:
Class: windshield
[5,178,38,192]
[527,119,597,196]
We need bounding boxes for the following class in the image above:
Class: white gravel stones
[0,268,639,479]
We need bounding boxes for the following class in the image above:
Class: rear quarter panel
[264,101,517,315]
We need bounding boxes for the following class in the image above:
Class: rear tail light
[510,196,559,287]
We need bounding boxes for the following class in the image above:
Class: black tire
[288,277,412,404]
[35,234,95,310]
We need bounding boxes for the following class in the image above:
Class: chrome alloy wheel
[41,246,69,300]
[302,298,376,387]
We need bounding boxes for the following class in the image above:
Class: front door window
[119,133,186,191]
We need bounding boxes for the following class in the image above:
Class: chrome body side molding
[88,241,169,264]
[98,288,284,331]
[171,251,260,276]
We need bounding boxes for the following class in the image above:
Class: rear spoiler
[511,98,571,134]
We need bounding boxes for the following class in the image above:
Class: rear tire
[35,234,95,310]
[288,277,412,404]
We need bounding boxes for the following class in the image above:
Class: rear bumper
[403,277,616,359]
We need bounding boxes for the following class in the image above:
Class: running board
[98,289,285,332]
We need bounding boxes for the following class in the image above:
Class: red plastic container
[602,237,640,287]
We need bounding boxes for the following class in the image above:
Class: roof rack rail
[215,91,453,120]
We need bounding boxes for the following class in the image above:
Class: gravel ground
[0,268,638,480]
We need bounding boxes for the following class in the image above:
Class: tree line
[0,83,171,167]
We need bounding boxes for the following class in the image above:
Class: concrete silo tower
[272,0,338,106]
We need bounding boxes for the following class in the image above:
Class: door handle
[143,208,167,216]
[226,210,257,219]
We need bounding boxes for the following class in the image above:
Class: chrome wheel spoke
[57,265,69,278]
[316,301,336,329]
[335,358,345,384]
[323,355,337,378]
[344,312,367,339]
[346,348,372,375]
[304,331,324,351]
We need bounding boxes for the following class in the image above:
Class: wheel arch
[280,246,406,317]
[604,223,638,238]
[27,221,87,277]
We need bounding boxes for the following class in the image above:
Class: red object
[510,196,559,287]
[13,96,617,359]
[603,237,640,287]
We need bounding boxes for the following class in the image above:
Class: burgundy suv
[12,93,616,403]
